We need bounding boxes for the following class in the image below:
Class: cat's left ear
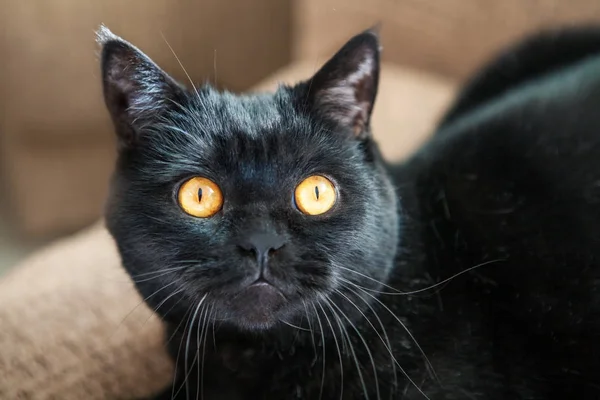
[301,28,381,139]
[97,25,186,148]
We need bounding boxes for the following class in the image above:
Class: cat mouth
[249,279,287,297]
[225,280,288,329]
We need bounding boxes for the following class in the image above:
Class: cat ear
[97,25,185,147]
[303,28,381,139]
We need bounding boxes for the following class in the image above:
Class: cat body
[99,25,600,399]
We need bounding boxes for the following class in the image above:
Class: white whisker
[171,294,207,399]
[212,309,217,349]
[322,298,369,400]
[303,301,318,363]
[114,279,181,338]
[340,279,434,399]
[340,259,505,296]
[316,301,345,400]
[279,318,312,332]
[143,286,185,326]
[213,49,218,84]
[199,303,213,400]
[311,303,327,400]
[129,265,189,279]
[326,297,380,400]
[165,302,192,347]
[171,301,196,399]
[336,264,406,293]
[160,31,200,99]
[186,301,206,400]
[193,304,205,400]
[391,259,505,296]
[333,287,398,393]
[132,268,188,283]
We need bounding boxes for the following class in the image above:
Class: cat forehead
[189,86,299,137]
[141,85,339,178]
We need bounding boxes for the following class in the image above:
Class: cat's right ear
[98,25,185,147]
[296,27,381,139]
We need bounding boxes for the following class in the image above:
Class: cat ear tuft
[303,27,381,139]
[98,25,185,147]
[96,24,121,46]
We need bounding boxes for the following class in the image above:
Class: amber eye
[178,177,223,218]
[294,175,337,215]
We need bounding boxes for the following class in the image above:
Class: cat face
[100,26,399,331]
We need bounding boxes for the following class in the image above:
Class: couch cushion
[0,63,455,399]
[0,223,173,399]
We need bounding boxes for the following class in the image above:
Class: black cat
[99,24,600,399]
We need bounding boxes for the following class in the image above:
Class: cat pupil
[197,188,203,202]
[314,186,320,200]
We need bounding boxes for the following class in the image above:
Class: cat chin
[223,282,289,331]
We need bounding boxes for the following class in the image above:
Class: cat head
[100,26,399,331]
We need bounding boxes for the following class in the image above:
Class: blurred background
[1,0,600,275]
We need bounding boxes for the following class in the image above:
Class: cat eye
[178,177,223,218]
[294,175,337,216]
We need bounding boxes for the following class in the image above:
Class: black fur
[100,25,600,399]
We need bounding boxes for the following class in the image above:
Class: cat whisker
[131,268,189,283]
[341,278,438,396]
[292,317,302,345]
[128,258,211,281]
[171,301,196,399]
[335,302,349,356]
[169,259,213,265]
[143,286,186,327]
[322,298,368,400]
[190,303,208,400]
[315,301,344,400]
[333,287,398,394]
[213,49,218,85]
[211,309,217,348]
[359,289,400,393]
[171,294,207,400]
[199,303,213,400]
[338,284,433,399]
[336,264,407,293]
[157,293,187,329]
[194,304,205,400]
[160,32,200,99]
[141,213,174,225]
[279,318,312,332]
[302,300,318,363]
[302,55,320,110]
[327,296,381,400]
[186,301,206,400]
[195,304,204,400]
[386,258,506,296]
[113,279,181,338]
[165,302,193,347]
[212,308,218,349]
[129,266,190,279]
[338,258,505,296]
[310,302,327,400]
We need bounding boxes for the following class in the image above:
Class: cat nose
[237,232,286,262]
